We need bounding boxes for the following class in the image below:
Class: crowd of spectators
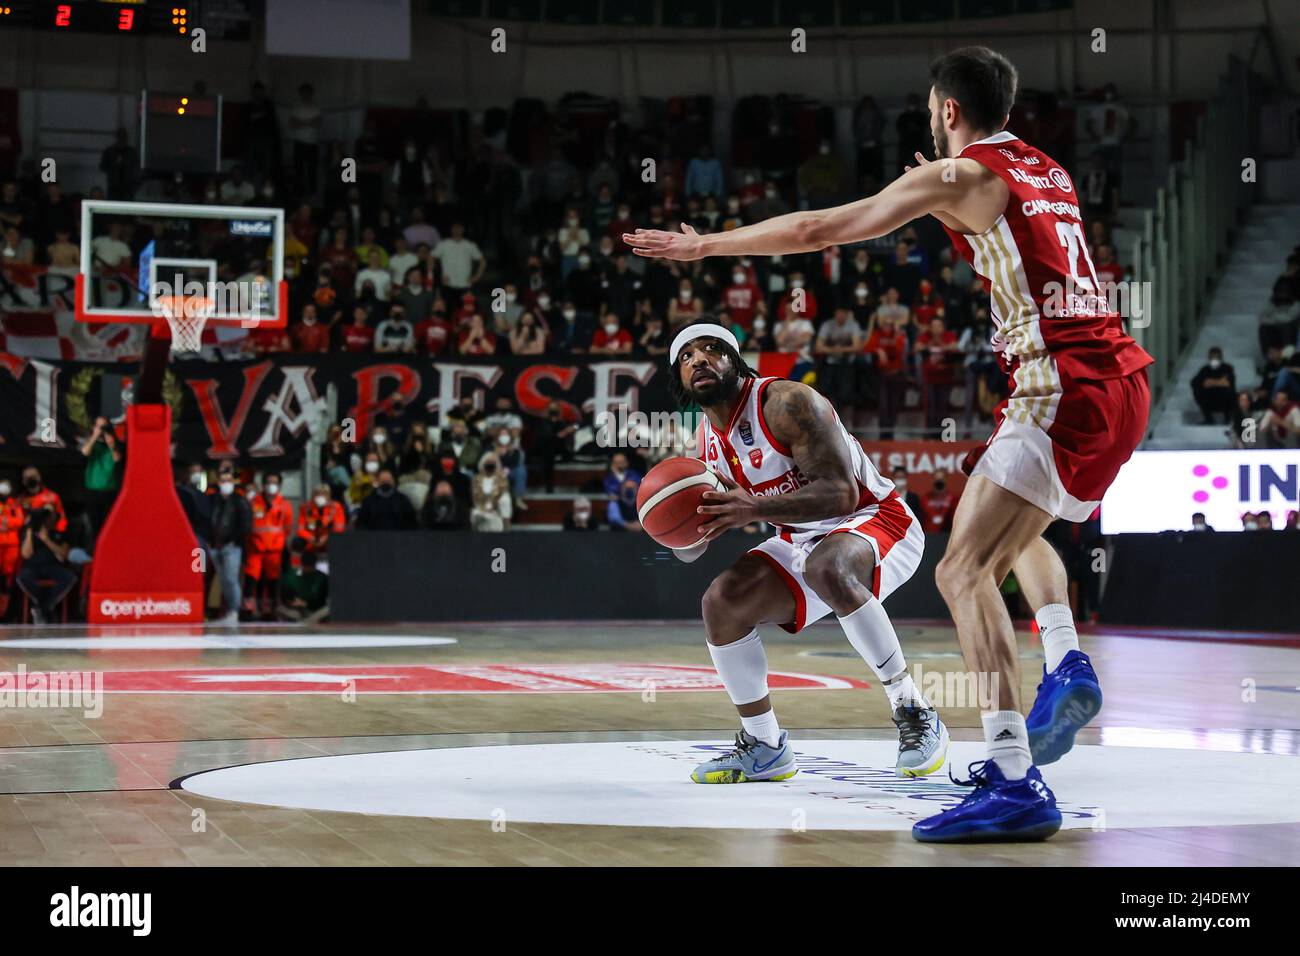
[1217,244,1300,447]
[0,81,1146,620]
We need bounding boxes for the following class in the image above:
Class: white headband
[668,323,740,365]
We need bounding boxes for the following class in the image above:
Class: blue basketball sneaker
[690,730,798,784]
[1027,649,1103,765]
[911,760,1062,843]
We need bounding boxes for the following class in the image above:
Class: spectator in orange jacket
[297,484,346,571]
[20,467,66,533]
[243,471,294,619]
[0,475,24,619]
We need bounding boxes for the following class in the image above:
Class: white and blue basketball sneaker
[690,730,798,784]
[1027,649,1103,765]
[892,703,950,777]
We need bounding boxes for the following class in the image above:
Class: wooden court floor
[1,619,1297,867]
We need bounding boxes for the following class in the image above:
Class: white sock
[882,673,926,711]
[838,596,929,710]
[1036,603,1079,673]
[740,710,782,748]
[982,710,1032,780]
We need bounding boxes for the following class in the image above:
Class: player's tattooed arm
[755,381,860,523]
[696,381,859,538]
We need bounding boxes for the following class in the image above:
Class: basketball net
[155,294,214,354]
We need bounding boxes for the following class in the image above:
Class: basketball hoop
[154,294,215,354]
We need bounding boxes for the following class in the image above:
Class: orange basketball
[636,457,725,550]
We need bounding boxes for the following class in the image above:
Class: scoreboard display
[0,1,198,35]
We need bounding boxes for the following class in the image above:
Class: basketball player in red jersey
[627,46,1152,842]
[662,322,949,786]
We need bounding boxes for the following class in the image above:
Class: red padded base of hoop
[88,403,205,624]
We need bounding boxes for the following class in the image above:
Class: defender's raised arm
[623,156,1001,261]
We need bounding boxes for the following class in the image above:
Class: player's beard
[932,124,950,160]
[686,363,741,407]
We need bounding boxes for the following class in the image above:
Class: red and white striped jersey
[694,376,897,534]
[941,131,1152,423]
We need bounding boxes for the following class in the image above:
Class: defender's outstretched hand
[623,223,705,261]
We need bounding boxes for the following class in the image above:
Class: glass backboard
[75,200,286,328]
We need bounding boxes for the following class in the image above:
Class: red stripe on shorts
[753,549,807,635]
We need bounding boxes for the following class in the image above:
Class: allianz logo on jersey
[1008,166,1073,193]
[998,148,1040,165]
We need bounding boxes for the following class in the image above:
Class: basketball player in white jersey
[627,47,1153,841]
[662,322,949,785]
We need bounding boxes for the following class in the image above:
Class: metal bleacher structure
[1140,59,1298,449]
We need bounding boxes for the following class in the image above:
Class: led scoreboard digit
[0,1,198,35]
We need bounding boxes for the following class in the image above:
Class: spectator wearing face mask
[376,305,416,354]
[208,464,252,625]
[722,264,762,331]
[488,425,528,504]
[557,209,590,280]
[892,466,924,519]
[534,401,577,493]
[16,505,75,624]
[470,454,513,532]
[291,303,331,352]
[566,249,603,321]
[362,426,399,473]
[349,452,382,506]
[1242,512,1263,532]
[277,538,330,623]
[776,271,818,324]
[355,468,417,530]
[0,476,24,620]
[296,484,346,570]
[1191,347,1237,425]
[590,315,633,356]
[667,279,705,331]
[773,307,815,358]
[550,299,594,355]
[175,461,213,551]
[20,467,66,533]
[243,472,294,620]
[748,313,773,352]
[603,452,642,532]
[397,267,434,324]
[921,472,957,534]
[564,496,599,531]
[1190,512,1215,532]
[422,479,469,530]
[414,300,453,356]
